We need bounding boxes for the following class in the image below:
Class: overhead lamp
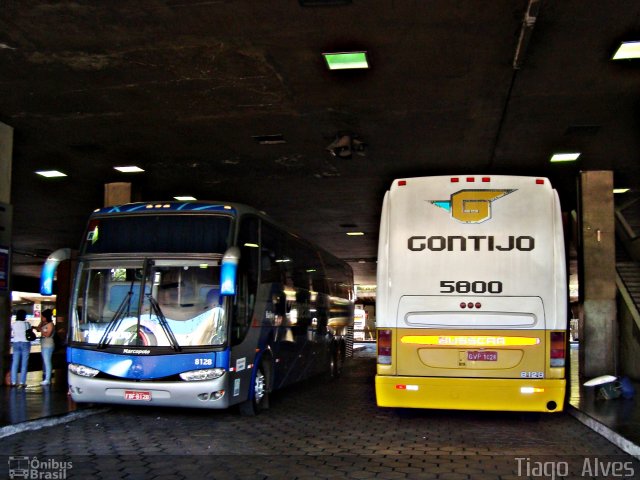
[174,196,196,201]
[346,232,365,236]
[323,51,369,70]
[36,170,67,178]
[612,41,640,60]
[114,166,145,173]
[613,188,630,194]
[550,152,581,163]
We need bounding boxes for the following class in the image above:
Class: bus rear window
[83,215,231,254]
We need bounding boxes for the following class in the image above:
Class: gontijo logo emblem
[430,189,515,223]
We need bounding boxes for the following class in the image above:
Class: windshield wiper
[97,288,133,349]
[147,294,182,352]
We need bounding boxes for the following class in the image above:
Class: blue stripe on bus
[67,347,230,380]
[93,203,236,215]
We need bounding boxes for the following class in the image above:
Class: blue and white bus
[58,202,354,414]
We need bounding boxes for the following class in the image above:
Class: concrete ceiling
[2,0,639,289]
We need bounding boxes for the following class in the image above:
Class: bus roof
[91,201,261,217]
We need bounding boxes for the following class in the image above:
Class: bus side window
[261,223,286,321]
[232,216,259,344]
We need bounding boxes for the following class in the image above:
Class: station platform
[1,343,639,460]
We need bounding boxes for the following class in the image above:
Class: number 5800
[440,280,502,294]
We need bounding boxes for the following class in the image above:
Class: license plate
[467,351,497,362]
[124,390,152,401]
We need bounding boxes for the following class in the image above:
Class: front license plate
[124,390,152,401]
[467,351,497,362]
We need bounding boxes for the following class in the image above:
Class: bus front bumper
[68,372,231,409]
[375,375,566,412]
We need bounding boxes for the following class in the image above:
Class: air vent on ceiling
[564,125,601,137]
[68,143,105,153]
[252,134,286,145]
[299,0,351,6]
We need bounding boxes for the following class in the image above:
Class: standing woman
[38,309,55,385]
[10,309,32,387]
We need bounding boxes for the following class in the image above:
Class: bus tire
[239,360,270,416]
[329,340,344,379]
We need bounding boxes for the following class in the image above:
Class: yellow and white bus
[375,175,567,412]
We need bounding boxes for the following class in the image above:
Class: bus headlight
[69,363,100,378]
[179,368,226,382]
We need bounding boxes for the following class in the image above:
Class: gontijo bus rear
[375,176,567,412]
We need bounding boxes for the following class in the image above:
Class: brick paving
[1,349,638,479]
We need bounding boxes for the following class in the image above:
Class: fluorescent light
[614,188,630,194]
[35,170,67,178]
[114,166,145,173]
[612,41,640,60]
[550,152,580,162]
[174,196,196,201]
[323,52,369,70]
[346,231,365,236]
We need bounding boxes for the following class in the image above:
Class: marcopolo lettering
[407,235,535,252]
[122,349,151,355]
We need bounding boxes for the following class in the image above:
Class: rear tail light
[377,329,392,365]
[550,331,566,367]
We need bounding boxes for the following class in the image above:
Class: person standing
[38,309,55,386]
[10,309,32,387]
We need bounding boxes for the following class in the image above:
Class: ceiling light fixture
[612,41,640,60]
[114,166,145,173]
[35,170,67,178]
[174,196,196,201]
[550,152,581,163]
[613,188,630,194]
[323,51,369,70]
[346,232,365,236]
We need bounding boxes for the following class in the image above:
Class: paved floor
[567,344,640,458]
[1,345,638,479]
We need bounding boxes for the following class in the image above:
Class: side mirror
[40,248,71,295]
[220,246,241,296]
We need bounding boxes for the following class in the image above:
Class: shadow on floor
[0,342,638,460]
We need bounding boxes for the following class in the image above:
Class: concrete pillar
[579,171,617,378]
[0,122,13,382]
[104,182,131,207]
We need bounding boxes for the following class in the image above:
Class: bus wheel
[239,361,269,416]
[330,341,344,379]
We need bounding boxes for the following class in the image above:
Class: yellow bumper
[375,375,565,412]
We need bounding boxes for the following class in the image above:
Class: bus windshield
[72,259,226,348]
